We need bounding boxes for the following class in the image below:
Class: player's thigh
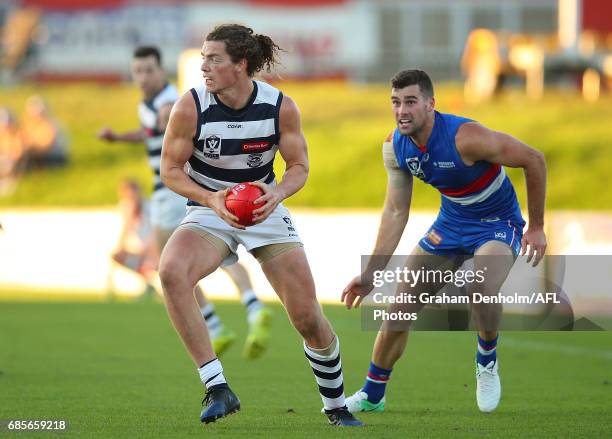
[260,246,317,312]
[160,228,224,286]
[153,226,174,253]
[389,244,462,314]
[471,240,515,294]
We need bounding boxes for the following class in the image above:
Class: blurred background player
[342,69,547,414]
[107,178,158,299]
[159,24,362,426]
[97,46,271,359]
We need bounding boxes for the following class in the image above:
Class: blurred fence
[1,209,611,303]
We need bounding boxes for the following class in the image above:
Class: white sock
[201,304,223,338]
[198,358,227,389]
[240,289,263,325]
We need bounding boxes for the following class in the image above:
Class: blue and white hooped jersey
[392,111,523,223]
[138,83,179,193]
[186,80,282,205]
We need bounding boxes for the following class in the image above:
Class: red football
[225,182,264,227]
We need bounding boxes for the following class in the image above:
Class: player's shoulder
[168,91,198,126]
[154,83,179,107]
[254,79,282,106]
[278,94,300,123]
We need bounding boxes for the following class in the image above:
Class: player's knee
[159,257,189,293]
[290,307,323,339]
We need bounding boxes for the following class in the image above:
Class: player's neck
[215,79,254,110]
[143,82,166,101]
[409,113,435,147]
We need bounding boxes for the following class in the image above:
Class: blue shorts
[419,214,524,256]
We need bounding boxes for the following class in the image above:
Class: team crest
[246,153,263,168]
[406,157,425,179]
[203,135,222,159]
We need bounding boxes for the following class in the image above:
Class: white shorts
[179,202,302,266]
[150,187,188,231]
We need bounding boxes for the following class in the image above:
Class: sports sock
[362,362,392,404]
[476,334,498,366]
[198,358,227,389]
[201,304,223,339]
[240,289,263,325]
[304,336,346,411]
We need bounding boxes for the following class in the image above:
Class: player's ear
[236,58,247,74]
[427,96,436,112]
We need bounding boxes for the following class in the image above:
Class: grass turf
[0,300,611,438]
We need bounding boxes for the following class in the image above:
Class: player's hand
[341,274,374,310]
[97,127,117,142]
[520,227,547,267]
[250,181,285,224]
[207,189,246,230]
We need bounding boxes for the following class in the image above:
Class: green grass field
[1,299,610,438]
[1,81,612,209]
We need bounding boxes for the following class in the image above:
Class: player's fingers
[253,192,270,205]
[249,181,268,194]
[533,244,546,267]
[341,289,348,302]
[526,243,534,264]
[354,295,365,308]
[520,238,527,256]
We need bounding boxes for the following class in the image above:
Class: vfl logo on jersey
[204,135,221,159]
[242,141,271,152]
[406,157,425,179]
[246,153,263,168]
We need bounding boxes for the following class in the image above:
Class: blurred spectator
[20,95,68,168]
[107,178,158,300]
[461,29,502,104]
[0,7,41,79]
[0,107,25,194]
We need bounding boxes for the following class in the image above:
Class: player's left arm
[252,95,308,223]
[456,122,547,266]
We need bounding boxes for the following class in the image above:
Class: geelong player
[97,46,272,359]
[159,24,363,426]
[343,70,547,413]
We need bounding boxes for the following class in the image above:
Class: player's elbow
[527,149,546,172]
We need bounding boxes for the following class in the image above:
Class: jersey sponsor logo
[495,231,507,240]
[406,157,426,179]
[227,123,243,128]
[433,161,455,168]
[426,229,442,245]
[246,153,263,168]
[242,141,271,152]
[204,135,222,159]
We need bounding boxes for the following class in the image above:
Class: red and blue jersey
[392,111,523,224]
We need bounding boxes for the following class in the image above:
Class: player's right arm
[342,135,413,309]
[160,93,244,229]
[97,127,145,143]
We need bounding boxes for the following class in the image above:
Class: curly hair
[206,24,283,76]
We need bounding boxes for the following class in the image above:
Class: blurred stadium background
[1,1,611,437]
